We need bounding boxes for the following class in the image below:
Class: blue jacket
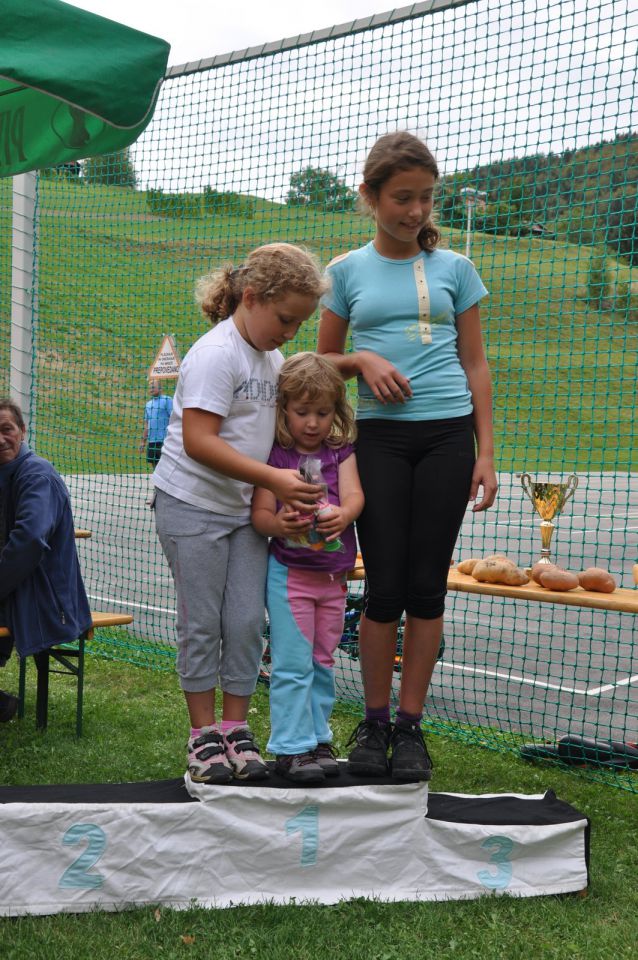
[0,444,92,657]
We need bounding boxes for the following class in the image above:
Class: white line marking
[468,519,537,528]
[89,592,635,697]
[437,660,587,695]
[446,615,498,631]
[87,592,176,616]
[439,659,637,699]
[586,674,638,695]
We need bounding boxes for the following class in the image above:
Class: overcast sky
[68,0,401,67]
[67,0,637,198]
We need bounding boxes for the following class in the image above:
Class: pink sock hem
[220,720,247,735]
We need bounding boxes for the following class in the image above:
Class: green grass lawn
[1,655,637,960]
[1,177,636,473]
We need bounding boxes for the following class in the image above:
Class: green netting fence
[2,0,637,789]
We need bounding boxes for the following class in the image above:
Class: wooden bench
[348,561,638,614]
[0,612,133,737]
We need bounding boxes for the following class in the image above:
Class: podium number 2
[477,835,514,890]
[59,823,107,889]
[285,805,319,867]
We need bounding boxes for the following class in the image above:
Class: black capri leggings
[355,415,475,622]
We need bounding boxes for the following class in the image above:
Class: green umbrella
[0,0,170,176]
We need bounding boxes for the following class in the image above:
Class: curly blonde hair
[195,242,329,324]
[275,352,356,449]
[360,131,441,253]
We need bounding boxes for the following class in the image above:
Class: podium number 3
[59,823,107,889]
[285,805,319,867]
[477,835,514,890]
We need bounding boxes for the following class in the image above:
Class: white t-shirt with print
[153,318,284,516]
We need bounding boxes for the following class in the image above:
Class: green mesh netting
[2,0,637,790]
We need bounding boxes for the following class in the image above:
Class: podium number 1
[285,805,319,867]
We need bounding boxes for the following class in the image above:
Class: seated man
[0,398,91,721]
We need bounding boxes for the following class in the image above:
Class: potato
[472,559,529,586]
[538,567,579,591]
[530,561,558,585]
[457,558,481,574]
[484,554,514,564]
[578,567,616,593]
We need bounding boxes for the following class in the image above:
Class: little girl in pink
[252,352,364,783]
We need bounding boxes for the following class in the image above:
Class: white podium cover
[0,771,589,916]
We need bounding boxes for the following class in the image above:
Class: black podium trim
[0,771,589,833]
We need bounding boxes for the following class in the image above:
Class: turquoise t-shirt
[323,243,488,421]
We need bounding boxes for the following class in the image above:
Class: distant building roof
[520,222,555,237]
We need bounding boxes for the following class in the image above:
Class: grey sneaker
[390,720,433,782]
[275,751,326,784]
[346,719,392,776]
[188,726,233,784]
[224,727,269,781]
[314,743,340,777]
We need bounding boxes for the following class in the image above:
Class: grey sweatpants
[154,489,268,694]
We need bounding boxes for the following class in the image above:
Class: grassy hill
[0,175,636,473]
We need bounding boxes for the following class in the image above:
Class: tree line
[437,132,638,264]
[42,132,638,265]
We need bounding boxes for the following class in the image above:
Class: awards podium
[0,766,589,916]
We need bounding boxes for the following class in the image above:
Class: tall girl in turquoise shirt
[318,131,497,782]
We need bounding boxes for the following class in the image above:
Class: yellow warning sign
[148,335,181,380]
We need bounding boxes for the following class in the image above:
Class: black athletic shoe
[0,689,19,723]
[390,720,433,782]
[346,719,392,776]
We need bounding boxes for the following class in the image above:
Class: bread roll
[472,559,529,586]
[538,568,579,591]
[531,562,558,585]
[578,567,616,593]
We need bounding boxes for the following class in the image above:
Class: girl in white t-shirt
[154,243,326,784]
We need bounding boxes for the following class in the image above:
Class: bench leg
[17,631,90,735]
[17,656,26,719]
[34,651,50,730]
[76,635,86,738]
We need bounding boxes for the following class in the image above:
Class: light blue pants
[266,555,347,756]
